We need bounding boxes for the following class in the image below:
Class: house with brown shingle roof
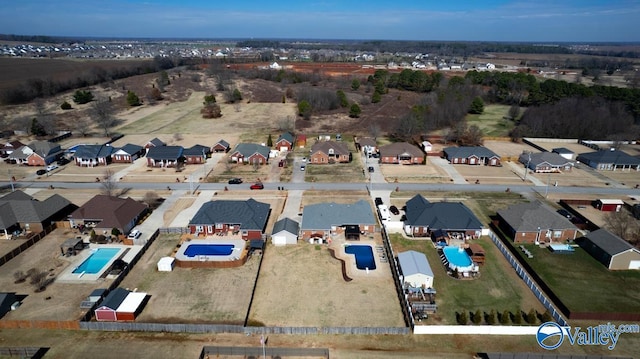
[310,141,350,164]
[379,142,424,164]
[68,195,148,236]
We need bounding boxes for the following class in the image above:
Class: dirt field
[0,227,115,321]
[381,162,452,184]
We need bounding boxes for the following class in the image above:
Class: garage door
[272,235,287,246]
[629,260,640,270]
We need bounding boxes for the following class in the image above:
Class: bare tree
[13,270,27,283]
[101,169,118,197]
[368,123,381,139]
[604,211,637,239]
[91,97,117,137]
[33,98,47,117]
[29,270,48,292]
[173,133,183,142]
[277,116,295,132]
[75,116,93,137]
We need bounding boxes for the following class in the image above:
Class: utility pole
[523,153,531,182]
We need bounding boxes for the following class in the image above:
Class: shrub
[486,309,496,325]
[472,309,483,324]
[456,311,468,325]
[126,90,142,106]
[500,310,510,324]
[60,101,72,110]
[73,90,94,104]
[512,310,523,324]
[526,309,538,324]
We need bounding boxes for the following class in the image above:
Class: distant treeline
[0,34,78,44]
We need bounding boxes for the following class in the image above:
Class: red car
[250,183,264,190]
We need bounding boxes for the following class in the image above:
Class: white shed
[271,218,299,246]
[398,250,434,289]
[157,257,175,272]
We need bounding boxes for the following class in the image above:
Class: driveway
[429,157,467,184]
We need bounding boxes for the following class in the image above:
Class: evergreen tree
[349,103,361,118]
[351,79,360,91]
[469,96,484,114]
[472,310,483,324]
[126,91,142,106]
[267,134,273,147]
[486,310,496,325]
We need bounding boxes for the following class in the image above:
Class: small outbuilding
[95,288,148,322]
[398,250,434,289]
[60,237,85,256]
[579,229,640,270]
[271,218,299,246]
[594,199,624,212]
[157,257,175,272]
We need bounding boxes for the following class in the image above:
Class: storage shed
[595,199,624,212]
[157,257,175,272]
[398,250,434,289]
[271,218,299,246]
[579,229,640,270]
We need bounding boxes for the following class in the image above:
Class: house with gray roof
[356,137,378,156]
[404,194,484,238]
[145,137,166,149]
[275,132,295,151]
[519,152,574,173]
[111,144,144,163]
[0,190,76,237]
[183,144,210,164]
[74,144,117,166]
[496,201,578,244]
[300,200,376,242]
[579,229,640,270]
[379,142,424,164]
[398,250,434,289]
[271,217,300,246]
[146,146,184,167]
[211,139,230,153]
[229,143,270,165]
[9,140,62,166]
[552,147,575,160]
[576,150,640,171]
[443,146,501,166]
[188,199,271,240]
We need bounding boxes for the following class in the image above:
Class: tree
[30,118,46,136]
[203,94,216,105]
[513,310,523,324]
[201,103,222,118]
[468,96,484,114]
[351,79,361,91]
[29,270,49,292]
[472,310,483,324]
[232,88,243,102]
[500,310,511,324]
[298,100,312,120]
[100,169,118,197]
[540,310,553,323]
[13,270,27,284]
[508,105,520,120]
[111,228,121,238]
[486,309,496,325]
[371,91,382,103]
[526,309,538,324]
[604,210,638,238]
[60,101,72,110]
[267,134,273,147]
[336,90,348,107]
[457,311,468,325]
[91,97,117,137]
[126,90,142,106]
[73,90,94,104]
[349,103,361,118]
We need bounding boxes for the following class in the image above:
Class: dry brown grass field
[380,162,451,184]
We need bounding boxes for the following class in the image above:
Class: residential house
[398,250,434,289]
[68,195,148,236]
[578,229,640,270]
[9,141,62,166]
[496,201,578,244]
[111,144,144,164]
[73,144,116,167]
[188,199,271,240]
[443,146,501,166]
[403,194,484,238]
[356,137,378,156]
[271,217,299,246]
[378,142,424,164]
[300,200,376,242]
[552,147,575,160]
[576,150,640,171]
[94,287,148,322]
[146,146,183,167]
[211,139,230,153]
[309,141,350,164]
[0,140,24,156]
[144,137,166,149]
[0,190,76,238]
[229,143,271,165]
[274,132,295,152]
[519,152,574,172]
[183,145,210,164]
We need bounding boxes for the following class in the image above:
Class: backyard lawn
[465,104,516,137]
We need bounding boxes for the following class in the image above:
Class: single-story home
[211,139,230,153]
[144,137,166,149]
[275,132,295,152]
[552,147,575,160]
[496,201,578,244]
[146,146,184,167]
[403,194,484,238]
[111,144,145,164]
[229,143,270,165]
[310,141,350,164]
[68,195,148,236]
[378,142,424,164]
[0,140,24,156]
[183,145,210,164]
[94,287,148,322]
[0,190,76,238]
[188,199,271,240]
[356,137,378,155]
[578,229,640,270]
[9,140,62,166]
[519,152,574,172]
[73,144,116,167]
[398,250,434,289]
[300,200,376,242]
[443,146,501,166]
[576,150,640,171]
[271,217,299,246]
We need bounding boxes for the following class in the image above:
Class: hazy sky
[2,0,639,42]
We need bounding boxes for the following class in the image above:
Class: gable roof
[520,152,574,167]
[405,194,483,230]
[183,144,210,156]
[276,132,295,145]
[146,146,183,160]
[379,142,423,157]
[552,147,574,154]
[214,139,230,148]
[0,191,73,228]
[301,200,376,230]
[74,144,116,159]
[147,138,165,147]
[357,137,377,148]
[99,288,130,310]
[272,217,299,235]
[443,146,499,159]
[310,141,349,156]
[497,201,575,232]
[28,140,61,157]
[583,229,637,256]
[189,199,270,231]
[69,195,148,230]
[116,144,144,155]
[231,143,270,158]
[577,150,640,166]
[398,250,434,278]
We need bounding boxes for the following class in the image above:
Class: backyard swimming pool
[72,248,121,274]
[345,244,376,270]
[442,246,474,272]
[183,244,235,257]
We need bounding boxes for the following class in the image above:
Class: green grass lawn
[517,242,640,313]
[466,104,517,137]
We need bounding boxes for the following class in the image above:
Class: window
[215,223,223,229]
[553,230,562,238]
[207,226,213,233]
[195,225,204,233]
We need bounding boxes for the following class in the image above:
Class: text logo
[536,322,565,350]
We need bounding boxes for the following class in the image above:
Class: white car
[301,157,307,163]
[127,229,142,239]
[46,164,58,172]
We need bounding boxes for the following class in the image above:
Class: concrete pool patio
[173,237,248,268]
[57,244,143,283]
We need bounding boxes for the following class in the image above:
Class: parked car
[228,178,243,184]
[36,169,47,176]
[46,164,58,172]
[250,183,264,190]
[127,229,142,240]
[300,165,305,171]
[301,157,307,163]
[57,157,70,165]
[368,166,374,173]
[375,197,383,206]
[389,205,400,215]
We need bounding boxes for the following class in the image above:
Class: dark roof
[443,146,499,159]
[250,239,265,250]
[301,200,375,230]
[28,140,61,157]
[74,144,116,159]
[357,137,377,148]
[497,201,575,232]
[99,288,130,310]
[232,143,270,158]
[583,229,636,256]
[147,138,166,147]
[0,191,73,228]
[146,146,183,160]
[519,152,574,167]
[577,150,640,166]
[0,292,17,318]
[276,132,295,145]
[378,142,423,157]
[89,288,107,298]
[69,195,148,230]
[183,144,210,156]
[552,147,574,154]
[310,141,349,156]
[405,194,483,230]
[117,144,144,155]
[214,139,230,148]
[189,199,270,231]
[272,217,299,235]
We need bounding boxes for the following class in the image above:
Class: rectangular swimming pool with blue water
[183,244,235,257]
[73,248,121,274]
[345,245,376,270]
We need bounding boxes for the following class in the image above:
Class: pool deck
[330,236,388,279]
[56,244,143,283]
[174,238,246,262]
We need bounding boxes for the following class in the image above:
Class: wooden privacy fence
[0,224,56,268]
[200,346,329,359]
[0,347,48,359]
